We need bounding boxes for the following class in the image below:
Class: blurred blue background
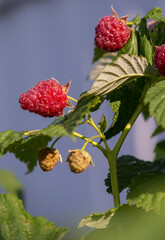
[0,0,164,238]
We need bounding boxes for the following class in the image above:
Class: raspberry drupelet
[154,44,165,76]
[95,7,131,52]
[19,78,73,117]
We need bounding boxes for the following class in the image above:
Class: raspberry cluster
[154,44,165,76]
[95,8,131,52]
[19,78,72,117]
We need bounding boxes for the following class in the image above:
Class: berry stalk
[73,131,106,155]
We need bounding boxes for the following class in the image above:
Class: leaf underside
[87,54,155,97]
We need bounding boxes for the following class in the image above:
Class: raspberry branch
[73,131,107,156]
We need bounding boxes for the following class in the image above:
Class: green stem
[113,103,144,157]
[87,115,103,136]
[81,135,101,151]
[67,96,78,103]
[50,137,61,148]
[24,129,40,135]
[107,152,121,208]
[73,131,107,156]
[106,103,144,208]
[100,134,120,207]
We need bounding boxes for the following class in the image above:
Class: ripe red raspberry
[154,44,165,76]
[19,78,73,117]
[95,7,131,52]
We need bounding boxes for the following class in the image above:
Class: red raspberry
[19,78,73,117]
[95,7,131,52]
[154,44,165,76]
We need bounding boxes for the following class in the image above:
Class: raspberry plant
[0,6,165,240]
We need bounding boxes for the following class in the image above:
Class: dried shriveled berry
[38,147,62,172]
[19,78,73,117]
[66,149,94,174]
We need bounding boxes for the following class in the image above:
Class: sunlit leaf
[143,7,165,22]
[0,193,68,240]
[82,205,162,240]
[78,208,115,230]
[87,54,156,97]
[0,130,24,157]
[127,174,165,215]
[6,135,51,173]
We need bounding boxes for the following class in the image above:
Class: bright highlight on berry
[19,78,73,117]
[154,44,165,76]
[94,6,131,52]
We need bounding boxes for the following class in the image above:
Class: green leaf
[116,29,139,58]
[78,208,115,230]
[138,18,153,64]
[87,54,156,97]
[66,94,104,122]
[142,104,150,120]
[0,94,103,172]
[152,125,165,137]
[105,155,165,194]
[82,205,162,240]
[36,123,74,139]
[50,94,104,134]
[143,7,165,22]
[6,135,51,173]
[0,170,23,198]
[129,14,140,25]
[127,174,165,215]
[105,80,142,139]
[92,47,107,63]
[0,193,68,240]
[149,22,165,47]
[88,52,117,80]
[0,130,25,157]
[154,140,165,160]
[154,22,165,46]
[98,114,107,133]
[144,80,165,129]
